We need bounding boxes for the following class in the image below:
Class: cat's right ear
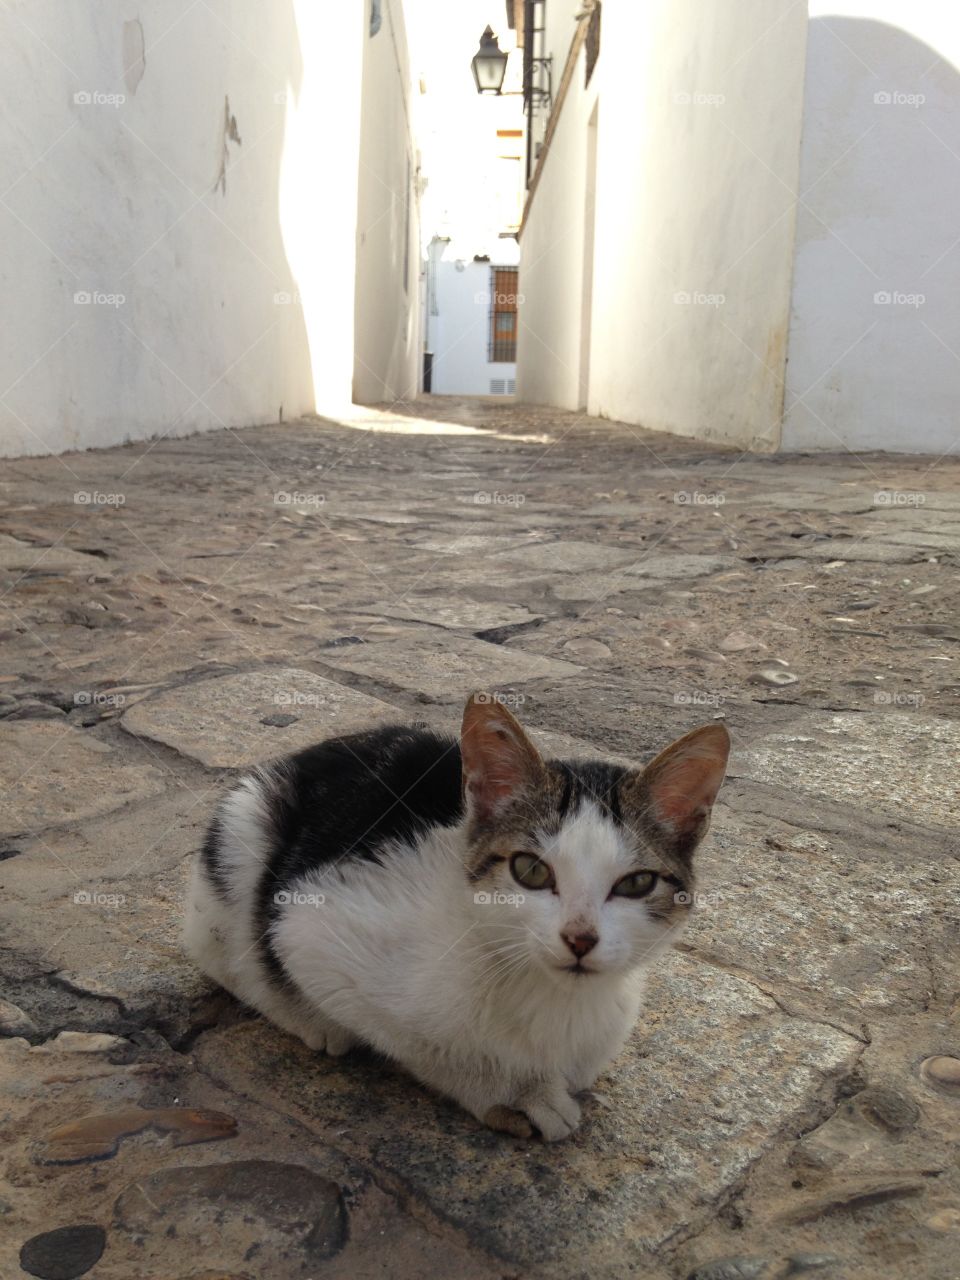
[461,693,545,825]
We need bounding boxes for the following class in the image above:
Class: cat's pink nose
[562,930,598,958]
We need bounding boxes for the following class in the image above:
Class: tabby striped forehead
[466,757,694,894]
[550,759,629,829]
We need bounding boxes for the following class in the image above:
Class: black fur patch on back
[251,725,463,985]
[200,811,231,898]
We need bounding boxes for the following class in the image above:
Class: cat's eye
[611,871,657,899]
[510,852,554,891]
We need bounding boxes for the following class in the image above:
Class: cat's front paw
[515,1083,581,1142]
[483,1104,535,1139]
[301,1024,358,1056]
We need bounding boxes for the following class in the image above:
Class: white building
[425,239,521,396]
[412,4,526,397]
[0,0,420,458]
[517,0,960,453]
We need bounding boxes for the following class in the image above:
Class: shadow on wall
[784,15,960,452]
[0,2,316,457]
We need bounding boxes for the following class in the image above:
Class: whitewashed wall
[783,1,960,452]
[588,0,808,449]
[428,247,519,396]
[353,0,421,406]
[518,0,809,448]
[0,0,418,459]
[515,36,599,410]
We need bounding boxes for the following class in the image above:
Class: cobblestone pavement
[1,396,959,1280]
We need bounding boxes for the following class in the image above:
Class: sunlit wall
[1,1,315,457]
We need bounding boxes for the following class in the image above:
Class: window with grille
[489,267,519,362]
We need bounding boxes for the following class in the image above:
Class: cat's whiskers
[476,952,531,992]
[471,935,528,965]
[468,935,529,962]
[474,943,533,987]
[463,931,537,967]
[472,921,536,932]
[463,919,568,967]
[456,924,536,952]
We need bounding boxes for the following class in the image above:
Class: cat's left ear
[629,723,730,859]
[461,693,545,825]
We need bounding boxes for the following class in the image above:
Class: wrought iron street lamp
[471,26,509,94]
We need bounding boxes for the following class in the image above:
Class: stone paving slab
[121,668,401,768]
[412,532,547,555]
[903,521,960,538]
[525,725,636,769]
[193,950,860,1273]
[550,573,659,601]
[671,1008,960,1280]
[114,664,627,782]
[622,553,743,578]
[490,539,643,572]
[876,529,960,552]
[0,789,205,900]
[581,502,662,517]
[762,541,927,564]
[690,811,959,1016]
[865,509,953,527]
[316,630,581,695]
[0,868,222,1048]
[389,557,554,594]
[719,492,877,514]
[730,711,960,830]
[321,504,422,525]
[0,534,103,574]
[0,722,167,837]
[352,596,543,632]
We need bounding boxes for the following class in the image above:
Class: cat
[184,693,729,1140]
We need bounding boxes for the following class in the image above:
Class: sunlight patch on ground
[321,406,551,443]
